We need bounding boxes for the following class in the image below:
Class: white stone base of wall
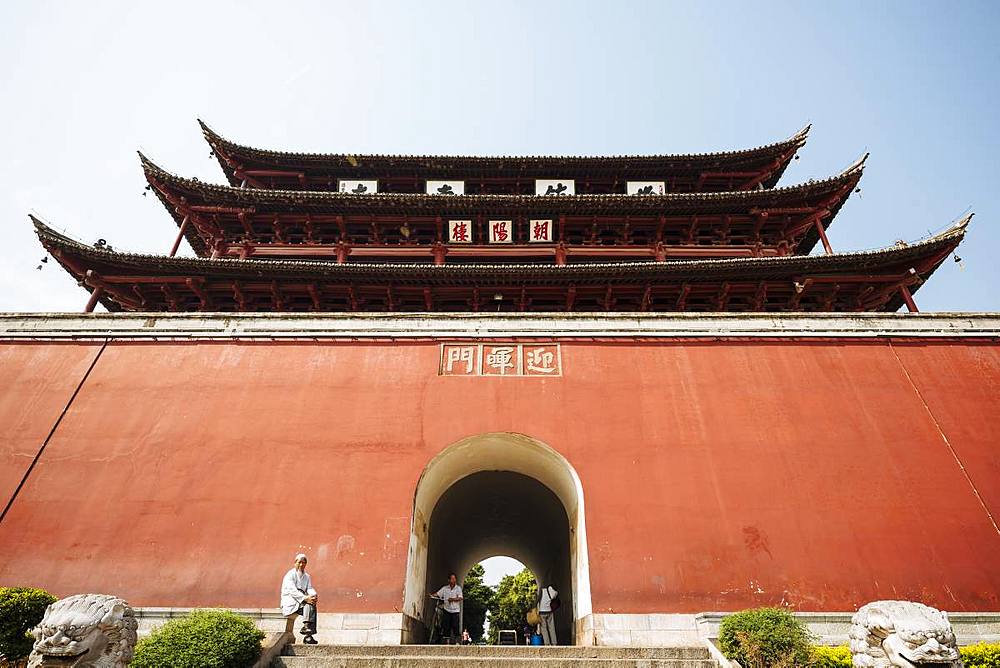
[134,609,405,646]
[135,608,1000,647]
[576,613,701,646]
[577,612,1000,647]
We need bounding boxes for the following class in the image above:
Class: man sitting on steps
[281,553,319,644]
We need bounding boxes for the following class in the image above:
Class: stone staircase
[271,644,719,667]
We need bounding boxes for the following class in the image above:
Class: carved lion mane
[27,594,137,668]
[849,600,962,667]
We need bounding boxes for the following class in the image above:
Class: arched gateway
[401,433,592,644]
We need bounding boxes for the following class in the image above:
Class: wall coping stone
[0,312,997,341]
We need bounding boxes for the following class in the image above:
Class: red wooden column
[900,285,919,312]
[813,217,833,255]
[432,242,447,266]
[335,242,351,264]
[169,215,190,257]
[83,288,104,313]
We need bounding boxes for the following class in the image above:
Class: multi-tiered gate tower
[2,123,997,649]
[35,122,966,314]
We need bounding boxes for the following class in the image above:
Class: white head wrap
[295,553,308,562]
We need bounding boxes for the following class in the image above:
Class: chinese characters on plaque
[529,219,552,243]
[489,220,513,244]
[535,179,575,196]
[427,180,465,195]
[626,181,666,195]
[448,220,472,243]
[447,220,555,244]
[338,179,379,194]
[440,344,562,376]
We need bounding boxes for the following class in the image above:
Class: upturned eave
[32,214,969,314]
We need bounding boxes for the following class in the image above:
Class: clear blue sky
[1,0,997,311]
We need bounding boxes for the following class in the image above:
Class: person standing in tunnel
[538,582,559,645]
[431,573,463,643]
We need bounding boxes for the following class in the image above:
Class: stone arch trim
[401,432,593,632]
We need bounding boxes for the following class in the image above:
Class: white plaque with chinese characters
[528,219,553,243]
[448,220,473,243]
[426,180,465,196]
[535,179,575,196]
[440,344,561,377]
[626,181,666,195]
[488,220,513,244]
[338,179,379,195]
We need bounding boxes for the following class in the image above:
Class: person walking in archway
[538,582,559,645]
[430,573,463,643]
[281,553,319,644]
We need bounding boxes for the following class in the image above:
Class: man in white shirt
[537,583,558,645]
[281,553,319,644]
[430,573,463,643]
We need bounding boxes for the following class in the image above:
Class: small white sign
[529,219,553,243]
[427,180,465,196]
[448,220,473,243]
[339,179,378,195]
[489,220,513,244]
[535,179,575,196]
[627,181,666,195]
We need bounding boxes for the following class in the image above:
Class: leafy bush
[807,642,1000,668]
[718,607,813,668]
[809,644,852,667]
[0,587,57,662]
[131,609,264,668]
[962,642,1000,668]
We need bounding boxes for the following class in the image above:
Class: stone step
[273,644,718,667]
[273,658,717,668]
[284,645,711,660]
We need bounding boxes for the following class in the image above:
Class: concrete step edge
[272,658,718,667]
[284,645,710,656]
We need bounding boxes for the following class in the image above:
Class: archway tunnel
[401,433,592,645]
[422,470,574,644]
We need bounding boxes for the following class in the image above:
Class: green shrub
[809,644,852,667]
[719,607,813,668]
[0,587,57,662]
[963,642,1000,668]
[131,609,264,668]
[805,642,1000,668]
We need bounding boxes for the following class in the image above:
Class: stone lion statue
[27,594,137,668]
[849,600,963,667]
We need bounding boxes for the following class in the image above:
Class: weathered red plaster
[0,343,102,508]
[0,339,997,613]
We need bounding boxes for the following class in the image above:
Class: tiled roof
[34,213,967,286]
[200,120,810,190]
[145,151,861,215]
[143,154,863,258]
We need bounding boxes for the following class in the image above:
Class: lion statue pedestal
[27,594,137,668]
[849,600,963,667]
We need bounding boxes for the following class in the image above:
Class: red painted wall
[1,338,998,613]
[0,343,102,506]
